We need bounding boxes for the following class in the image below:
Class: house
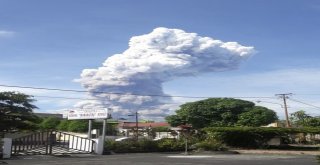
[117,122,177,138]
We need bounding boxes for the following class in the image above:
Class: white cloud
[76,27,255,119]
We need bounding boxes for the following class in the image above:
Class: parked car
[115,137,133,142]
[153,137,163,141]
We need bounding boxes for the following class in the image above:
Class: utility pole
[275,93,292,127]
[135,111,138,140]
[128,111,139,140]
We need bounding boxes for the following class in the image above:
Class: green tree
[166,98,277,129]
[290,110,320,127]
[0,91,39,134]
[165,115,184,127]
[57,119,70,131]
[236,106,278,127]
[290,110,311,127]
[305,117,320,127]
[40,117,61,130]
[67,120,88,132]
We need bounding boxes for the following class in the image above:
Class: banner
[67,109,108,120]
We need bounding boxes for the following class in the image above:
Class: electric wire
[288,98,320,110]
[0,84,275,99]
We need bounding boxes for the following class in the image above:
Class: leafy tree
[166,98,277,129]
[57,119,70,131]
[68,120,88,132]
[236,106,278,127]
[165,115,184,127]
[290,110,311,127]
[0,91,39,134]
[290,110,320,127]
[40,117,61,130]
[305,117,320,127]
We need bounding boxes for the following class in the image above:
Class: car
[115,137,134,142]
[153,137,163,141]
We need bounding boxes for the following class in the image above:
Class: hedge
[203,127,320,148]
[105,138,185,153]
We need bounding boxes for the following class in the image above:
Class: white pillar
[93,137,104,155]
[88,119,92,139]
[2,138,12,159]
[100,119,107,154]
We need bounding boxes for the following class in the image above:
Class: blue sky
[1,0,320,119]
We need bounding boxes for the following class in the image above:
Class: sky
[1,0,320,120]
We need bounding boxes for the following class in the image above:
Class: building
[34,113,63,119]
[117,122,176,138]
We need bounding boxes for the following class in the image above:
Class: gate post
[93,137,104,155]
[48,131,56,155]
[2,138,12,159]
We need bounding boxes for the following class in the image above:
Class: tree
[40,117,61,130]
[236,106,278,127]
[0,91,39,134]
[57,119,70,131]
[290,110,311,127]
[290,110,320,127]
[67,120,88,132]
[165,98,278,129]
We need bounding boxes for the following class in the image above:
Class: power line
[32,95,185,106]
[288,98,320,110]
[33,95,99,101]
[0,84,275,99]
[293,93,320,96]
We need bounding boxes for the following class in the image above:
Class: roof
[35,113,63,118]
[118,122,170,129]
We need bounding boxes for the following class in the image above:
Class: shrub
[138,139,158,152]
[157,138,185,152]
[105,138,186,153]
[194,140,227,151]
[203,127,320,148]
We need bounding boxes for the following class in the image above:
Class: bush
[105,138,186,153]
[157,138,185,152]
[138,139,158,152]
[105,140,135,153]
[194,140,227,151]
[203,127,320,148]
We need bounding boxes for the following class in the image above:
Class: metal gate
[11,131,95,155]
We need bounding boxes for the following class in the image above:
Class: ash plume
[75,27,255,120]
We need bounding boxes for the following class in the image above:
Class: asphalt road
[2,153,319,165]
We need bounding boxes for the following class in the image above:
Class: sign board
[67,109,108,120]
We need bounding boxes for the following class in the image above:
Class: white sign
[67,109,108,120]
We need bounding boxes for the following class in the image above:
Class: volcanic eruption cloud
[76,27,255,120]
